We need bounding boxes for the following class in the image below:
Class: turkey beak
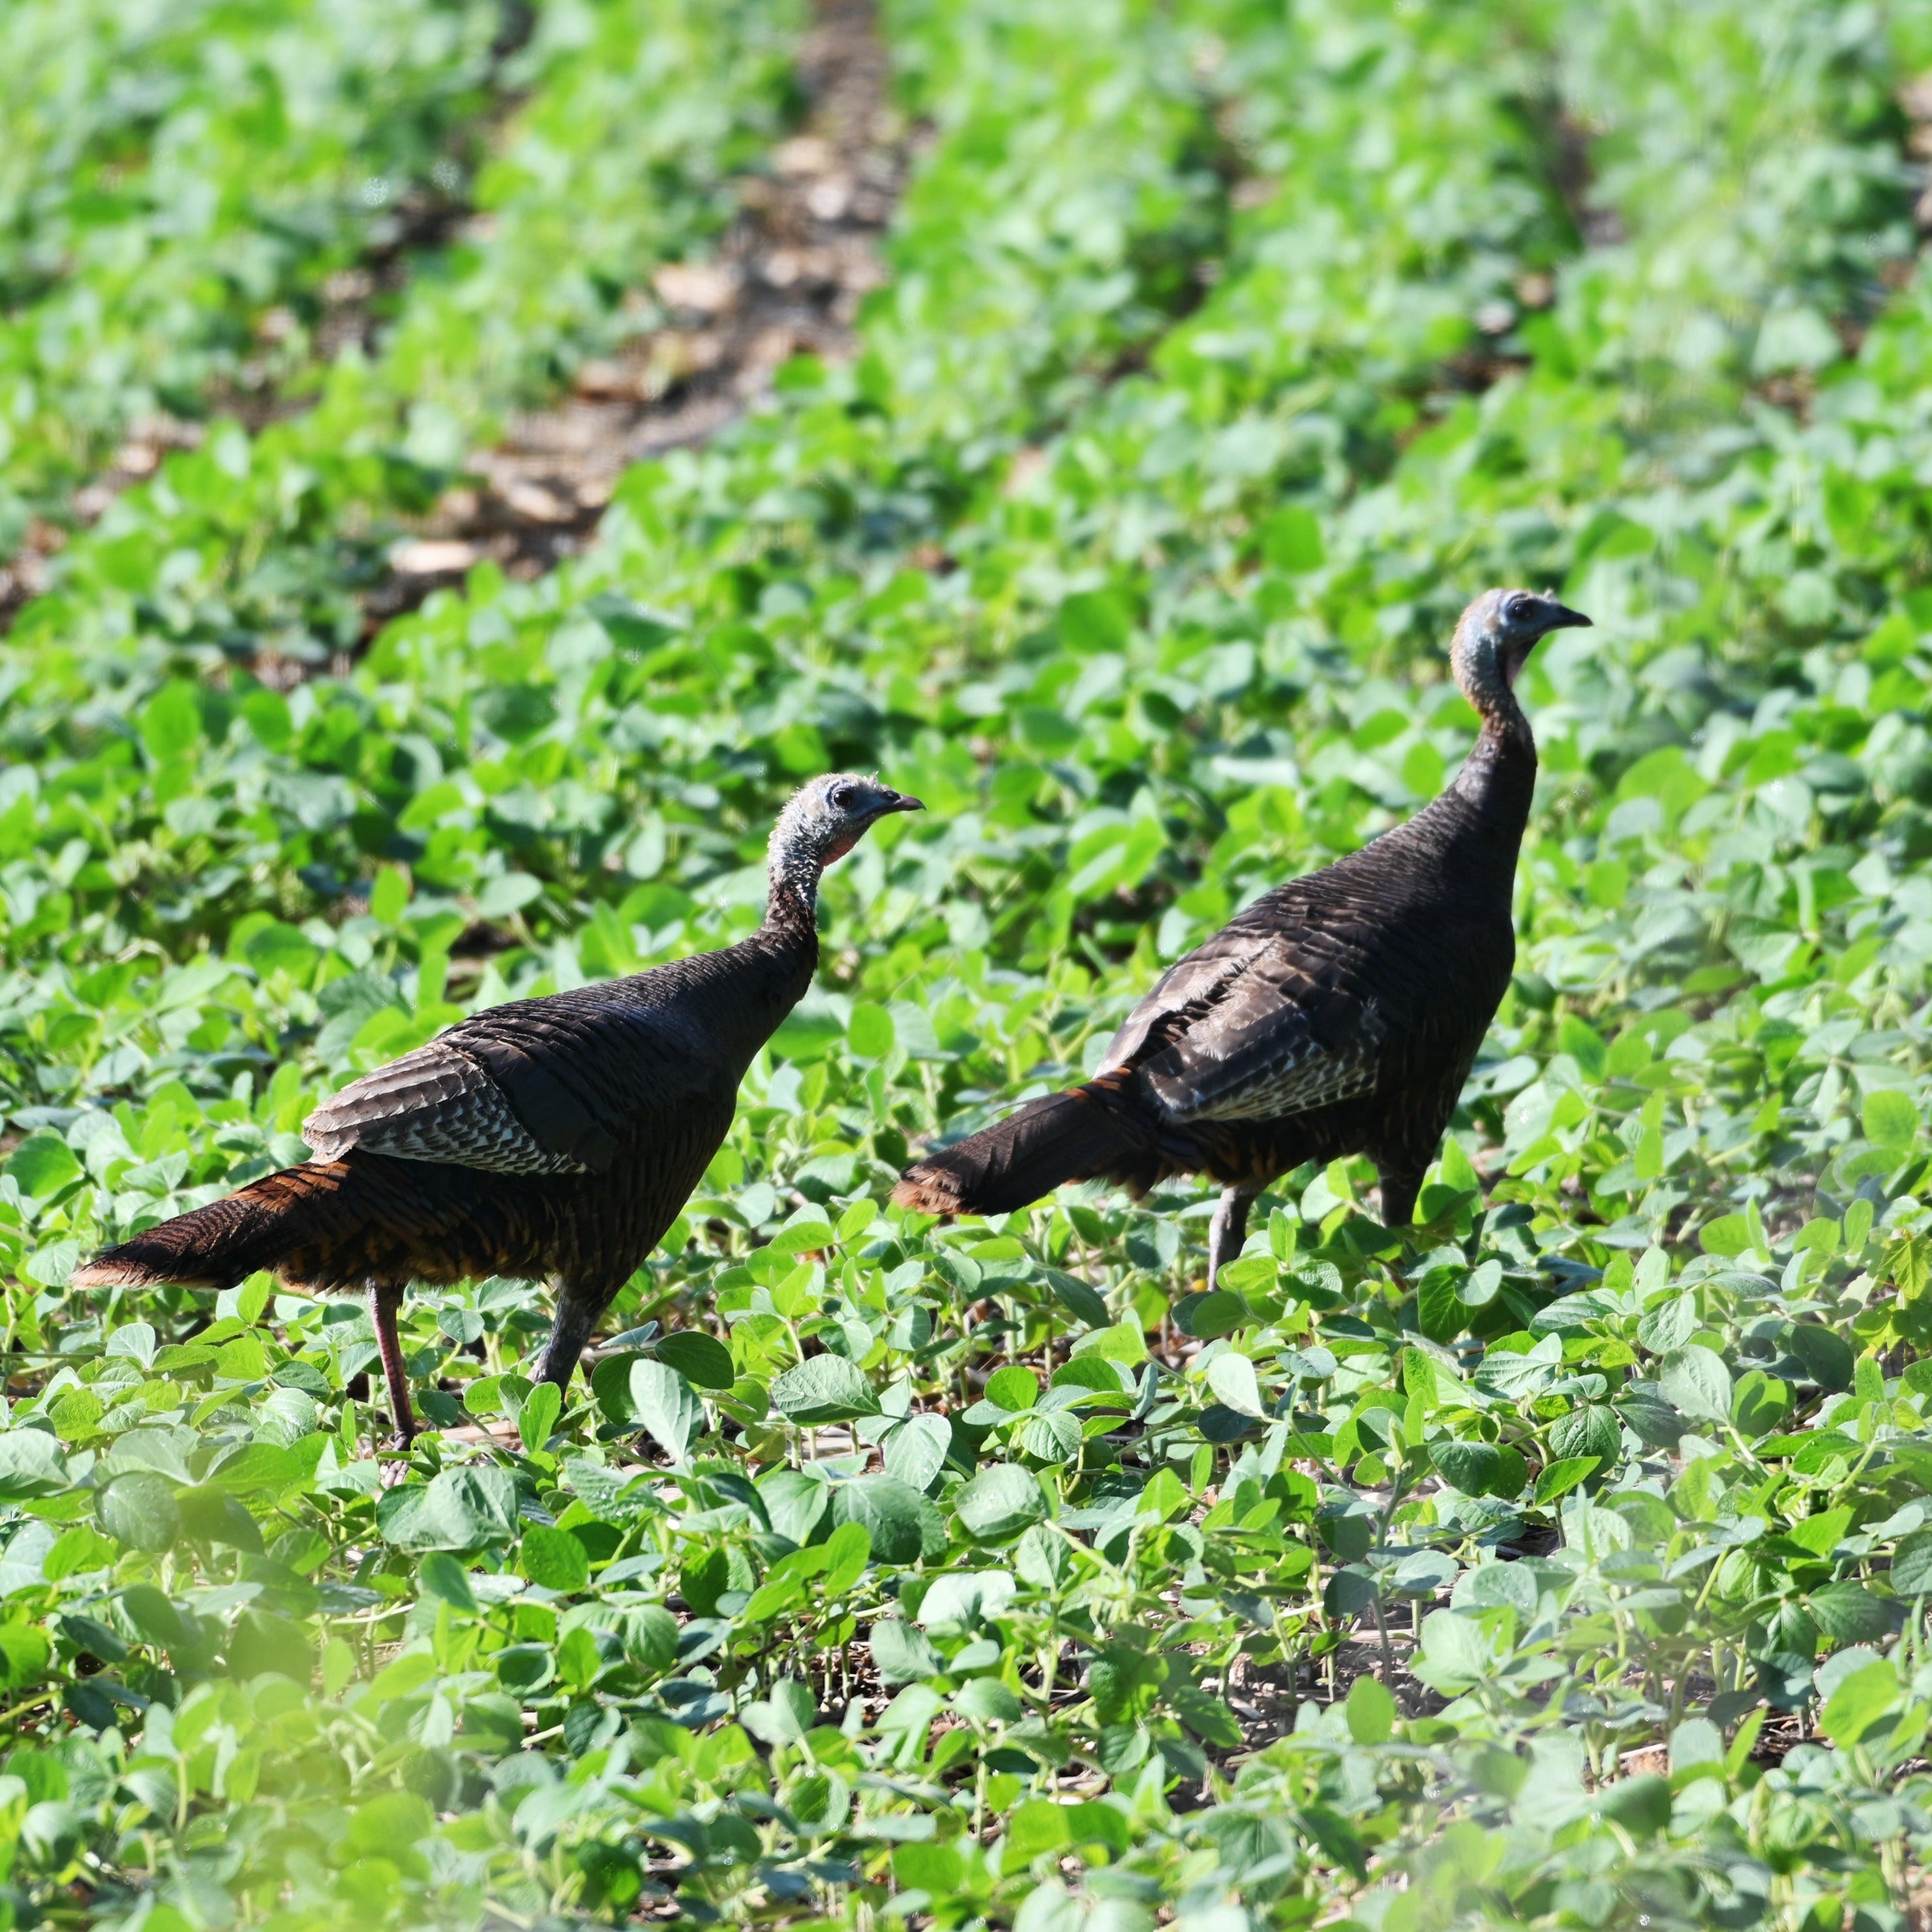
[1542,603,1592,633]
[879,794,925,816]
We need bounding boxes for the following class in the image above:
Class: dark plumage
[892,588,1590,1284]
[74,774,923,1441]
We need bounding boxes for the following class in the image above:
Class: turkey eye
[1506,596,1530,623]
[830,783,856,810]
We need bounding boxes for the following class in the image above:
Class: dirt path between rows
[358,0,907,640]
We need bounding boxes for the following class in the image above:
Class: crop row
[1,0,802,625]
[0,0,509,542]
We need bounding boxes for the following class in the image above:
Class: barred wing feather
[1141,999,1386,1123]
[303,1039,596,1174]
[301,994,719,1175]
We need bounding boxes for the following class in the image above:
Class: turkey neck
[759,838,826,988]
[1430,682,1537,893]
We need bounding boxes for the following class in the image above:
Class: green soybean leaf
[1659,1346,1732,1425]
[1821,1659,1902,1746]
[744,1676,815,1743]
[418,1552,479,1613]
[954,1463,1046,1542]
[1043,1271,1111,1329]
[1017,1410,1082,1462]
[175,1485,264,1552]
[1598,1775,1672,1838]
[656,1330,736,1389]
[1432,1440,1526,1500]
[6,1132,82,1200]
[984,1365,1039,1412]
[1789,1323,1854,1392]
[516,1381,561,1455]
[1173,1290,1246,1339]
[1217,1256,1276,1295]
[849,1003,896,1059]
[1534,1457,1599,1506]
[820,1519,873,1594]
[1413,1610,1491,1693]
[870,1619,941,1684]
[772,1355,880,1426]
[629,1359,704,1460]
[1346,1674,1396,1743]
[227,1610,313,1684]
[838,1475,935,1569]
[0,1430,68,1502]
[954,1676,1022,1723]
[1550,1405,1621,1464]
[1698,1215,1754,1258]
[1618,1393,1685,1448]
[1863,1088,1917,1149]
[1893,1530,1932,1597]
[379,1465,517,1552]
[770,1218,838,1256]
[1809,1580,1891,1645]
[121,1584,189,1651]
[1260,504,1324,572]
[1417,1269,1463,1344]
[757,1469,831,1545]
[1637,1294,1696,1355]
[1458,1259,1503,1307]
[1205,1350,1266,1418]
[97,1471,179,1554]
[1072,1323,1146,1366]
[1730,1368,1792,1438]
[0,1625,52,1690]
[882,1413,951,1492]
[521,1524,590,1593]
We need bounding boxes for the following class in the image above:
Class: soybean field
[3,1,1932,1929]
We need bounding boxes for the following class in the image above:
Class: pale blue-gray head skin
[769,772,924,881]
[1450,587,1592,716]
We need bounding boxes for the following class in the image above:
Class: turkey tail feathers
[70,1164,342,1292]
[892,1079,1150,1216]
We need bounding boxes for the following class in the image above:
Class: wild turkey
[74,774,922,1442]
[893,588,1590,1285]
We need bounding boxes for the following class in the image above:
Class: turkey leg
[534,1279,611,1391]
[1375,1164,1425,1230]
[370,1281,418,1447]
[1207,1182,1262,1291]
